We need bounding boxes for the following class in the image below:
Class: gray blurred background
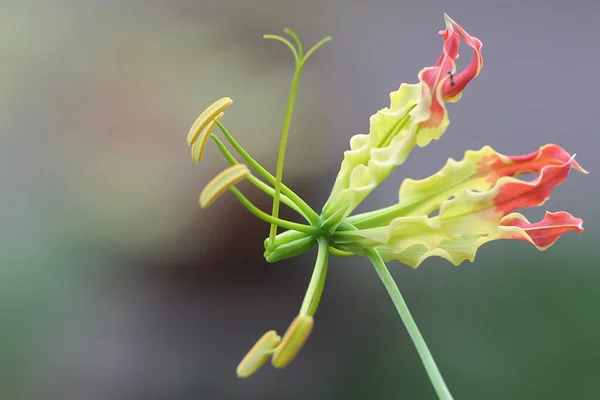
[2,0,599,399]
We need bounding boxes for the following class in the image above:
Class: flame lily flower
[185,15,585,400]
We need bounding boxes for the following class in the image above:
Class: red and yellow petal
[499,211,584,250]
[478,143,587,182]
[348,144,583,227]
[322,16,485,228]
[370,210,583,267]
[337,144,585,268]
[414,14,483,145]
[440,14,483,102]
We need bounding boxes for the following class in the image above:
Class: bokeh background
[2,0,599,399]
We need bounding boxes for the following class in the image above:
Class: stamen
[271,315,314,368]
[187,97,233,146]
[191,112,224,163]
[199,164,249,208]
[236,330,281,378]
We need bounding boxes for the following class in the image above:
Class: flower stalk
[365,248,453,400]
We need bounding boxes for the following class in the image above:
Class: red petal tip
[493,155,575,216]
[501,211,583,249]
[570,154,589,174]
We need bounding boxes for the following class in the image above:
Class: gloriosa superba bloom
[186,14,585,398]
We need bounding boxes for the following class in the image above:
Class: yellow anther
[199,164,249,208]
[187,97,232,146]
[271,315,314,368]
[191,112,224,162]
[236,330,281,378]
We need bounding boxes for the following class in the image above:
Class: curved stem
[283,28,304,59]
[303,36,332,64]
[300,237,329,317]
[213,121,319,225]
[263,35,299,63]
[229,187,318,235]
[210,134,307,219]
[364,248,453,400]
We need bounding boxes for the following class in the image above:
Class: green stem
[283,28,304,59]
[268,62,303,249]
[328,247,354,257]
[229,187,319,235]
[210,134,307,218]
[300,237,329,316]
[263,34,300,63]
[364,248,453,400]
[214,121,319,225]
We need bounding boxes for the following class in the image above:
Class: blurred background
[2,0,599,399]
